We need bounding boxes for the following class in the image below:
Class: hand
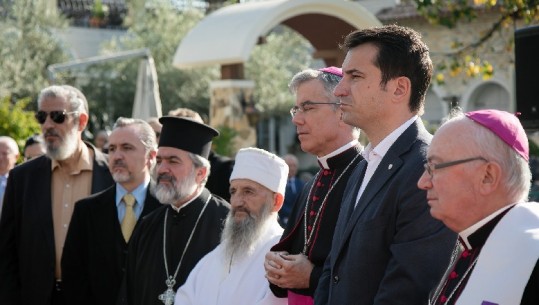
[264,251,314,289]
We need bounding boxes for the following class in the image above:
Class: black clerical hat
[158,116,219,159]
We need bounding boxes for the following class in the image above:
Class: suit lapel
[34,157,55,256]
[335,120,424,257]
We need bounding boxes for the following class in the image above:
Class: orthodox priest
[264,67,363,305]
[122,116,230,305]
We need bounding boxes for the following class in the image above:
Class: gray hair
[289,69,341,103]
[289,68,361,138]
[37,85,89,115]
[443,110,531,202]
[188,152,211,186]
[113,117,157,154]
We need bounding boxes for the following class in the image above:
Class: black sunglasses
[35,110,78,124]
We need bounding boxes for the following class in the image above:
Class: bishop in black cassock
[121,117,230,305]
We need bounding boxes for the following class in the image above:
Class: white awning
[173,0,381,69]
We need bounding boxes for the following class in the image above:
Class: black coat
[122,188,230,305]
[61,184,161,305]
[0,144,114,305]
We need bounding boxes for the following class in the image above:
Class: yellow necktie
[121,194,137,242]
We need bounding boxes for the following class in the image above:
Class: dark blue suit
[279,177,305,226]
[315,120,457,305]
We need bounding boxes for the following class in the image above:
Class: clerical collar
[459,203,516,250]
[171,188,204,212]
[318,140,359,170]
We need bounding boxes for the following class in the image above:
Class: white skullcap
[230,147,289,195]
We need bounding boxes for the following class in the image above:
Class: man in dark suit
[314,25,456,305]
[62,117,161,305]
[0,85,114,305]
[278,154,304,226]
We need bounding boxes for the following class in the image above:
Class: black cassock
[123,188,229,305]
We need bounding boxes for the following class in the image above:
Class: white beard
[220,201,275,264]
[45,125,79,161]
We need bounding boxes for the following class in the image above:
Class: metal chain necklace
[302,154,361,254]
[158,194,211,305]
[429,242,479,305]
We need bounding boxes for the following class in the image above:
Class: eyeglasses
[423,157,488,176]
[290,101,340,118]
[35,110,78,124]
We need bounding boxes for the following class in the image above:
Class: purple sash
[288,291,313,305]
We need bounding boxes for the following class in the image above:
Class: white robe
[457,202,539,305]
[174,220,287,305]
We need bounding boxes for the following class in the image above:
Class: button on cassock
[333,275,339,283]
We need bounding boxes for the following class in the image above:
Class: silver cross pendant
[158,287,175,305]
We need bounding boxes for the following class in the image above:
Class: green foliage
[246,26,314,116]
[0,96,41,152]
[64,5,219,129]
[212,125,238,157]
[92,0,106,19]
[0,0,70,100]
[530,138,539,157]
[414,0,539,84]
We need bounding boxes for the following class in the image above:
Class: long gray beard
[221,202,275,264]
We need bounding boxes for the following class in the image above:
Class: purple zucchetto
[465,109,529,162]
[318,66,343,77]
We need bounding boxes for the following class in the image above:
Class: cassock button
[333,275,339,283]
[388,164,393,170]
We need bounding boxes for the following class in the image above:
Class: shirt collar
[116,175,151,207]
[459,203,517,249]
[318,140,359,170]
[361,115,418,162]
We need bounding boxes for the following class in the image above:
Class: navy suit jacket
[61,184,161,305]
[0,144,114,305]
[315,120,457,305]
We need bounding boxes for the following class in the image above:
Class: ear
[478,161,501,195]
[391,76,411,103]
[272,193,284,212]
[78,112,89,131]
[146,150,157,168]
[195,166,208,185]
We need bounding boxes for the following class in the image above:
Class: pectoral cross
[158,287,175,305]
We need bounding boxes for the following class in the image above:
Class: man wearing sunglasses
[418,109,538,305]
[0,85,114,305]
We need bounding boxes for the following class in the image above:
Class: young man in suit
[314,25,456,305]
[61,117,160,305]
[0,85,114,305]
